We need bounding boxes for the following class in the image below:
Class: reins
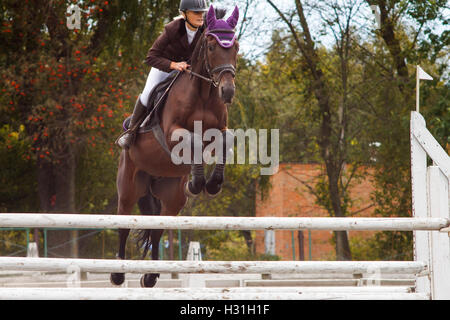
[186,69,218,86]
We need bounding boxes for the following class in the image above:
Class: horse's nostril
[222,88,234,103]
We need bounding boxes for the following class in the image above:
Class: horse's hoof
[204,175,223,198]
[184,181,201,198]
[110,273,125,286]
[140,273,160,288]
[204,185,223,198]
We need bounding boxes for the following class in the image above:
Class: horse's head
[204,5,240,104]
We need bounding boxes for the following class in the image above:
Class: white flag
[417,66,433,81]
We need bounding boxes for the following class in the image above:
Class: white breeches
[140,67,171,107]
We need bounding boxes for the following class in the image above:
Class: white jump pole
[0,214,448,231]
[0,257,427,275]
[0,288,429,300]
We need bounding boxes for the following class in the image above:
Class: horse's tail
[136,191,161,259]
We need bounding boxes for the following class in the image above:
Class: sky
[220,0,297,61]
[218,0,380,61]
[218,0,449,64]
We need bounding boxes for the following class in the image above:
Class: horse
[110,5,240,287]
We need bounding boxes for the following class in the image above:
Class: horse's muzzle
[219,79,235,104]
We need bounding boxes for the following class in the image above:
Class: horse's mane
[206,8,227,26]
[190,8,227,69]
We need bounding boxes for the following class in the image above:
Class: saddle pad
[121,70,182,158]
[121,116,173,158]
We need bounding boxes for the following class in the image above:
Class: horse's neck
[181,61,226,126]
[190,59,216,102]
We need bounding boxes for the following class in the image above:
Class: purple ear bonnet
[206,5,239,48]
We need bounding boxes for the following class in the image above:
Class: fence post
[428,166,450,299]
[410,111,431,298]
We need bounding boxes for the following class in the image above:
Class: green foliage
[256,253,282,261]
[0,229,29,257]
[350,232,413,261]
[0,124,38,212]
[423,82,449,150]
[204,231,252,260]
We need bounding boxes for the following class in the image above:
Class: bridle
[187,29,236,88]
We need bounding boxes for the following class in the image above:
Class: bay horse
[110,5,240,287]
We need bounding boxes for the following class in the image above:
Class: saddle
[123,70,180,133]
[122,70,181,156]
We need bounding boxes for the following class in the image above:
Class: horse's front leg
[205,129,234,197]
[110,228,130,285]
[182,130,205,197]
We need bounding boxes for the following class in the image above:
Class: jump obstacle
[0,111,448,300]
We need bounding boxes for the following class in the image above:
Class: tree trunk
[44,143,78,258]
[335,231,352,260]
[375,1,409,81]
[240,230,254,254]
[328,169,352,260]
[267,0,353,261]
[37,159,53,213]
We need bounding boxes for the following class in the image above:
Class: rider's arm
[143,26,173,73]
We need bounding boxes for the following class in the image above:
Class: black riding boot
[116,96,147,149]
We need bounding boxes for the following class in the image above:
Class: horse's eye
[208,45,215,51]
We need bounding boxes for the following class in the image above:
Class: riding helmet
[179,0,208,12]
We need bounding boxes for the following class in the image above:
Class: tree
[0,0,179,257]
[265,0,376,260]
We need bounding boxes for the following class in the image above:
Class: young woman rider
[117,0,208,149]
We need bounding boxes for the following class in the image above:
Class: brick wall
[255,163,377,260]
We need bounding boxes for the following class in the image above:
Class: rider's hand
[170,61,190,71]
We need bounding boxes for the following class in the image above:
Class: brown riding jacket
[143,18,204,73]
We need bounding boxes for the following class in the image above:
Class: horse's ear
[226,6,239,29]
[207,5,216,28]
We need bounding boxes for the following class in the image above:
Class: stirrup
[115,129,135,149]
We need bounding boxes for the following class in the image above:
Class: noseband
[188,29,236,88]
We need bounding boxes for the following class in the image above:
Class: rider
[117,0,208,149]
